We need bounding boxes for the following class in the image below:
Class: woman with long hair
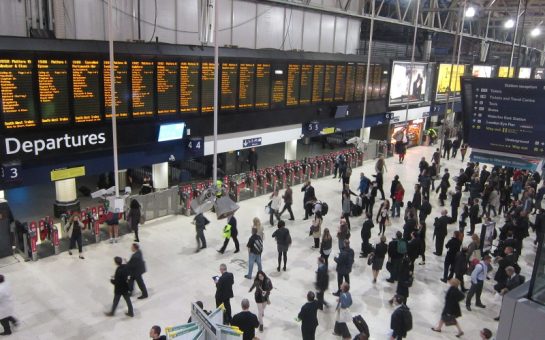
[320,228,333,266]
[431,278,465,337]
[311,211,323,249]
[65,212,86,259]
[252,217,264,241]
[376,199,391,236]
[249,271,273,333]
[128,199,141,242]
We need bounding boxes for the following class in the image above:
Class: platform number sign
[303,121,321,137]
[1,164,21,183]
[185,137,204,157]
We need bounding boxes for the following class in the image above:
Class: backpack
[401,306,413,332]
[252,236,263,254]
[397,239,408,255]
[467,259,481,275]
[321,202,329,216]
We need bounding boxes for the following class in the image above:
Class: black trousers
[249,163,257,172]
[129,274,148,297]
[435,235,446,255]
[0,317,17,334]
[302,325,317,340]
[455,273,466,290]
[216,297,232,324]
[337,273,350,292]
[269,209,280,225]
[443,257,455,280]
[219,236,240,252]
[377,186,386,200]
[451,207,458,220]
[69,233,83,253]
[422,186,430,201]
[133,226,139,242]
[466,280,484,306]
[343,213,351,230]
[278,249,288,269]
[280,203,294,219]
[111,293,133,315]
[196,228,206,248]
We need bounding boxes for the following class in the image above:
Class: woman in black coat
[128,199,142,242]
[431,278,465,337]
[416,222,427,265]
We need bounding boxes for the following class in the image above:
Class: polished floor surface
[1,145,538,339]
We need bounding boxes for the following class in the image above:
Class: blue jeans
[247,252,262,277]
[392,201,400,217]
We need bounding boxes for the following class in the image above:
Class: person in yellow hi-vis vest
[216,179,224,197]
[217,214,239,254]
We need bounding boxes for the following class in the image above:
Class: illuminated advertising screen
[535,68,545,79]
[518,67,532,79]
[498,66,515,78]
[388,61,428,107]
[435,63,466,101]
[472,65,493,78]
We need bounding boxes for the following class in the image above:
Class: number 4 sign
[185,137,204,157]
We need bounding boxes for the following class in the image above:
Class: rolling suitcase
[352,315,370,337]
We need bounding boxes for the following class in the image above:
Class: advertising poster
[390,120,423,147]
[498,66,515,78]
[436,64,466,101]
[472,65,493,78]
[518,67,532,79]
[388,61,428,106]
[534,68,544,79]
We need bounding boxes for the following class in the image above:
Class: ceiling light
[504,19,515,29]
[465,7,476,18]
[531,27,541,37]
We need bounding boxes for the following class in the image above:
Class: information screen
[131,61,154,117]
[201,62,214,112]
[389,61,428,107]
[498,66,514,78]
[156,61,178,115]
[435,63,466,101]
[72,60,101,123]
[180,61,199,113]
[221,63,238,110]
[472,65,493,78]
[344,64,355,102]
[238,63,255,109]
[271,65,286,109]
[311,65,324,103]
[323,64,336,102]
[535,68,545,79]
[299,64,312,105]
[255,63,270,108]
[372,64,382,99]
[103,60,129,119]
[354,64,365,101]
[37,59,70,125]
[287,64,301,106]
[0,59,37,128]
[334,65,346,101]
[462,77,545,157]
[518,67,532,79]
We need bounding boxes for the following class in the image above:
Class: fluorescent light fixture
[465,7,476,18]
[274,70,283,75]
[531,27,541,37]
[504,19,515,29]
[158,122,186,142]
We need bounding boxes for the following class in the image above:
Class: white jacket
[270,195,282,211]
[0,282,15,319]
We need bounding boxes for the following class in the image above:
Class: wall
[0,0,362,55]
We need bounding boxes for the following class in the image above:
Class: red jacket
[394,189,405,202]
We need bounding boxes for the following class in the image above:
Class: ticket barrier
[343,150,353,169]
[257,169,268,195]
[284,163,294,187]
[229,173,245,202]
[52,225,60,255]
[247,171,258,198]
[355,149,364,167]
[265,167,277,193]
[349,148,358,168]
[179,184,193,216]
[294,161,304,185]
[29,221,38,261]
[324,153,334,176]
[275,165,286,190]
[301,160,312,182]
[316,156,326,178]
[307,158,318,180]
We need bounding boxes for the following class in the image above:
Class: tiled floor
[1,145,538,339]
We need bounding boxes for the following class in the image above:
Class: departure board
[255,63,270,108]
[323,65,336,102]
[271,65,286,109]
[221,63,238,110]
[72,60,101,123]
[0,59,37,128]
[37,59,70,125]
[312,65,324,103]
[372,65,382,99]
[180,61,199,113]
[238,63,255,109]
[103,60,129,119]
[354,64,365,101]
[344,64,355,102]
[131,61,154,117]
[157,61,177,115]
[201,62,214,112]
[334,65,346,101]
[286,64,301,106]
[300,64,312,104]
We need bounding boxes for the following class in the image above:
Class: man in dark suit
[441,231,462,282]
[419,198,432,223]
[230,299,259,340]
[247,148,258,172]
[468,198,481,235]
[215,263,234,324]
[494,246,519,292]
[360,213,374,257]
[450,187,462,220]
[390,294,411,340]
[301,180,316,220]
[298,291,323,340]
[127,243,148,299]
[386,231,405,283]
[105,256,134,317]
[433,209,450,256]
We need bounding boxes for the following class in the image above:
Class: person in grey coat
[193,212,209,252]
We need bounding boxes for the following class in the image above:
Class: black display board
[299,64,312,105]
[156,61,178,115]
[461,77,545,157]
[323,64,335,102]
[238,63,255,109]
[72,60,101,123]
[334,65,346,101]
[286,64,301,106]
[201,62,214,113]
[180,61,199,113]
[0,59,37,128]
[271,64,286,109]
[311,64,324,103]
[131,61,155,117]
[354,64,365,101]
[255,63,270,109]
[344,64,355,102]
[371,65,382,99]
[103,60,129,119]
[38,59,70,125]
[220,63,238,110]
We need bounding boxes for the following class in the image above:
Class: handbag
[386,261,392,273]
[367,253,374,266]
[335,307,352,323]
[442,314,457,326]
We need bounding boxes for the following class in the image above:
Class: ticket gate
[355,149,364,167]
[284,163,294,187]
[294,161,304,185]
[348,148,358,168]
[229,173,249,202]
[179,184,194,216]
[316,156,326,178]
[265,167,277,193]
[275,165,286,190]
[308,157,319,180]
[247,171,258,197]
[257,169,268,195]
[324,154,334,176]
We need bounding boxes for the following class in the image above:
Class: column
[284,140,297,162]
[152,162,169,190]
[361,127,371,143]
[53,178,80,217]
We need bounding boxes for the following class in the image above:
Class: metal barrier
[128,187,180,221]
